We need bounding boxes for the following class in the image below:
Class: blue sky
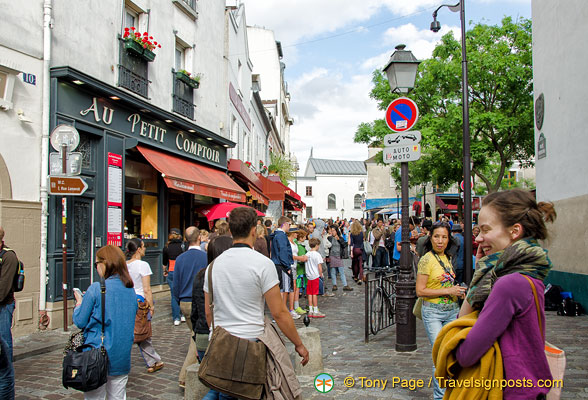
[244,0,531,171]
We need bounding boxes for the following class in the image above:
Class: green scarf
[466,238,553,309]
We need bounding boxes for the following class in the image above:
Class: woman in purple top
[457,189,556,400]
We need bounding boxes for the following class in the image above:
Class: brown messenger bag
[198,260,267,400]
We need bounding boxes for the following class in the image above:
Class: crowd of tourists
[0,189,559,400]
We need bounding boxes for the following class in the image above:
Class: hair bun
[537,201,557,223]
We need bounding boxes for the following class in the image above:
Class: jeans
[373,247,388,269]
[167,271,181,321]
[330,267,348,287]
[421,301,459,400]
[0,302,15,400]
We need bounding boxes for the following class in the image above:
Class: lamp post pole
[459,0,473,285]
[382,44,420,352]
[431,0,472,284]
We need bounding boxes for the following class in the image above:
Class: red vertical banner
[107,153,123,246]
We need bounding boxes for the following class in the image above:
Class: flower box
[124,38,156,62]
[122,28,160,62]
[176,71,200,89]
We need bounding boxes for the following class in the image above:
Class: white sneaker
[173,320,181,326]
[180,316,186,322]
[290,310,301,319]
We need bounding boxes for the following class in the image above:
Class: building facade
[299,156,366,220]
[0,3,44,338]
[532,0,588,308]
[247,26,292,157]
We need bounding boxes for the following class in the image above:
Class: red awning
[257,173,285,201]
[137,146,246,202]
[227,159,263,192]
[267,176,302,201]
[248,184,269,205]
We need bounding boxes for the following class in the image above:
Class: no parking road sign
[385,97,419,132]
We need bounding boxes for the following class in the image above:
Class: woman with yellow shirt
[416,221,466,400]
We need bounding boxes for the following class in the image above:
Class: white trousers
[84,374,128,400]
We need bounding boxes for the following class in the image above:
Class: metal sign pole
[395,161,417,351]
[61,143,68,331]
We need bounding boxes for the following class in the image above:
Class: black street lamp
[431,1,473,284]
[383,44,420,352]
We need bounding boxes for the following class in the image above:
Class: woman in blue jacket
[73,245,138,400]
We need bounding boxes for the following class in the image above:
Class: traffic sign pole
[61,144,68,331]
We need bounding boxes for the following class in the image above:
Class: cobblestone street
[14,260,588,399]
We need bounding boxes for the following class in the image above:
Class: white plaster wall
[532,0,588,202]
[366,147,399,199]
[299,175,366,220]
[226,5,253,162]
[247,26,290,155]
[0,46,43,202]
[50,1,227,137]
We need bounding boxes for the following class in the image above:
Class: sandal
[147,362,164,373]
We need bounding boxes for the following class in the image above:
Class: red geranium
[123,27,160,52]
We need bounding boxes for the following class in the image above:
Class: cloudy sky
[243,0,531,172]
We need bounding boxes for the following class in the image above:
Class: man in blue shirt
[173,226,207,387]
[393,219,415,266]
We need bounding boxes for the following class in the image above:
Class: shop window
[327,193,336,210]
[124,159,158,240]
[125,193,158,240]
[354,194,362,210]
[306,186,312,196]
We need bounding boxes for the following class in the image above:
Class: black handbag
[63,278,109,392]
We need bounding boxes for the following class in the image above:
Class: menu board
[107,153,123,246]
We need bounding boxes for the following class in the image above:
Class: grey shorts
[281,270,293,293]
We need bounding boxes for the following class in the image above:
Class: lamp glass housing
[383,45,420,93]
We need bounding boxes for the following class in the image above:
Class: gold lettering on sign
[127,114,165,143]
[80,97,114,125]
[175,132,220,163]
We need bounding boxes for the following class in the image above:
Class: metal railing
[172,94,194,120]
[364,267,399,342]
[118,65,148,98]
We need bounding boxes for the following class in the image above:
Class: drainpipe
[39,0,52,328]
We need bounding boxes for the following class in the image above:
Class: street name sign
[48,176,88,196]
[383,144,421,164]
[384,131,422,146]
[385,97,419,132]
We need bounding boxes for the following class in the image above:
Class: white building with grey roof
[297,152,367,220]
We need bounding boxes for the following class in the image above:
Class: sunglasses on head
[432,221,451,229]
[94,261,103,269]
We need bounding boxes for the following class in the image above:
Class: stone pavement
[13,260,588,399]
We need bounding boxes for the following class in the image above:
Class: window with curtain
[327,193,336,210]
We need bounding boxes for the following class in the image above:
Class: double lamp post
[381,0,472,351]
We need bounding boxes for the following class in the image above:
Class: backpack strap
[207,261,216,330]
[100,277,106,346]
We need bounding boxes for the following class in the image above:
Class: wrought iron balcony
[173,94,194,120]
[118,65,149,98]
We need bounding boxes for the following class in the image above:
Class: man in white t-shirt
[204,207,309,364]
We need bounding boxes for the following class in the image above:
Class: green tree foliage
[355,17,534,193]
[268,152,295,185]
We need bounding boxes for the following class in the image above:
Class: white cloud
[360,23,460,73]
[288,69,383,168]
[243,0,441,45]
